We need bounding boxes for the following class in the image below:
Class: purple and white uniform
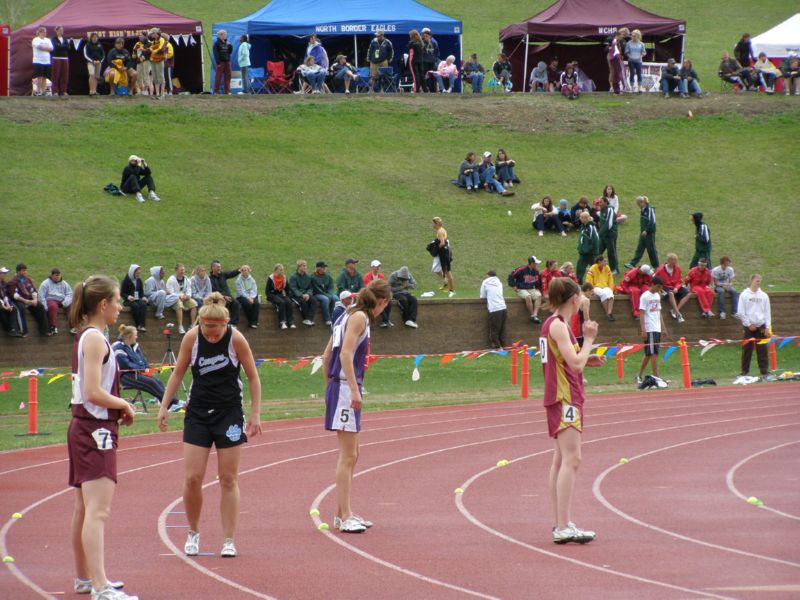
[325,311,370,432]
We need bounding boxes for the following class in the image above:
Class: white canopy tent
[751,13,800,58]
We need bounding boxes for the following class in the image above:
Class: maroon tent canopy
[10,0,204,95]
[500,0,685,92]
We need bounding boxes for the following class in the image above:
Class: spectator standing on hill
[754,52,782,94]
[478,152,514,196]
[712,256,738,319]
[616,264,653,320]
[121,264,148,331]
[144,266,178,320]
[51,26,69,97]
[306,34,329,70]
[235,265,260,329]
[585,256,615,321]
[636,276,667,385]
[625,29,646,92]
[532,196,566,237]
[0,267,23,337]
[719,51,754,90]
[458,152,480,191]
[407,30,425,94]
[530,61,548,92]
[289,260,318,327]
[266,264,295,329]
[209,261,240,324]
[598,196,619,274]
[311,261,338,327]
[148,30,168,97]
[576,212,600,284]
[432,217,455,297]
[39,267,73,335]
[492,54,512,93]
[364,260,392,327]
[190,265,212,307]
[737,274,772,379]
[654,253,689,323]
[367,30,393,92]
[463,53,485,93]
[121,155,160,203]
[213,29,233,95]
[31,27,53,96]
[495,149,518,188]
[336,259,364,295]
[166,263,198,334]
[608,28,629,94]
[8,263,50,336]
[162,33,175,94]
[480,271,507,349]
[421,29,440,92]
[238,35,252,94]
[685,258,715,318]
[781,52,799,95]
[133,33,151,95]
[508,256,543,323]
[83,32,104,96]
[388,266,418,328]
[734,33,755,68]
[433,55,459,93]
[601,185,627,223]
[690,212,712,268]
[625,195,659,269]
[660,58,685,98]
[679,59,702,97]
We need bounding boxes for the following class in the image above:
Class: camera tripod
[162,324,188,398]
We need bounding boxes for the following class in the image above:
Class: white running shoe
[178,325,186,334]
[334,514,373,529]
[148,191,161,202]
[91,586,138,600]
[338,516,367,533]
[720,311,726,319]
[220,538,237,557]
[135,192,145,203]
[280,322,288,329]
[77,579,124,594]
[184,530,200,556]
[552,523,596,544]
[448,291,456,298]
[405,320,418,328]
[302,319,313,326]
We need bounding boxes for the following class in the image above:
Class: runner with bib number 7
[539,277,606,545]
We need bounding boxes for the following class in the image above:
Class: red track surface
[2,383,799,599]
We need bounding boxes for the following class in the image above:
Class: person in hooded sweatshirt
[530,61,548,92]
[144,266,178,320]
[689,212,711,268]
[306,34,329,70]
[479,270,507,349]
[120,264,149,331]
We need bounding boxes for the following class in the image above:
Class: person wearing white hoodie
[144,266,178,319]
[166,263,198,334]
[480,270,507,349]
[39,267,73,334]
[737,274,772,378]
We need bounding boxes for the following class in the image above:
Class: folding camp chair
[354,67,372,93]
[247,67,269,94]
[377,66,398,92]
[121,374,148,413]
[267,61,294,94]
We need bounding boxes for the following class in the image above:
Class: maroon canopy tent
[10,0,204,95]
[500,0,685,92]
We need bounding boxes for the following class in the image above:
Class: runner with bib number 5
[322,279,392,533]
[539,277,606,545]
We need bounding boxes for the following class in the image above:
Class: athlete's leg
[183,443,211,532]
[554,427,582,529]
[217,445,242,539]
[336,431,359,519]
[72,487,89,580]
[80,477,116,591]
[549,439,563,525]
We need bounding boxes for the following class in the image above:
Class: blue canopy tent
[212,0,462,91]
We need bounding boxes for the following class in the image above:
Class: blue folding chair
[247,67,269,94]
[377,66,398,93]
[355,67,372,93]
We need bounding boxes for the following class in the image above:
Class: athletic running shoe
[220,538,237,557]
[91,586,138,600]
[448,291,456,298]
[720,311,727,320]
[678,314,685,323]
[338,516,367,533]
[76,579,124,594]
[670,309,679,320]
[184,531,200,556]
[635,375,642,385]
[148,191,161,202]
[762,373,777,382]
[405,320,418,328]
[135,193,145,203]
[552,523,596,544]
[333,514,372,529]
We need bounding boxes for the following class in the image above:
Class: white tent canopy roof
[751,13,800,58]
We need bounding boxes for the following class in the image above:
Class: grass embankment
[1,344,798,451]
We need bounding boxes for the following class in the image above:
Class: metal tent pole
[459,32,463,94]
[200,35,206,92]
[354,34,358,68]
[522,34,529,92]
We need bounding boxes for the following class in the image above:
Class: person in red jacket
[615,264,653,320]
[540,260,560,302]
[684,258,715,318]
[654,253,690,323]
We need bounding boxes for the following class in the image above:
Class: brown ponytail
[68,276,119,329]
[348,279,392,324]
[547,277,580,309]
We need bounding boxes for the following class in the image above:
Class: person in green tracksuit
[625,195,659,269]
[689,211,711,268]
[576,211,600,283]
[598,196,619,274]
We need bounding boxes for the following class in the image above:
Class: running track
[1,384,799,599]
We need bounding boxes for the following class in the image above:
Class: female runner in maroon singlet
[539,277,605,545]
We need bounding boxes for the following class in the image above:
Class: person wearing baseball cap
[330,290,355,327]
[507,256,543,323]
[615,264,653,320]
[337,259,364,296]
[363,260,392,327]
[478,151,514,196]
[660,58,685,98]
[0,267,23,337]
[311,261,338,326]
[781,51,799,96]
[121,154,160,203]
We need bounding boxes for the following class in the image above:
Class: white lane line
[592,423,800,568]
[725,439,800,521]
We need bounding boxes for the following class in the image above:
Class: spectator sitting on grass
[660,58,685,98]
[266,263,295,330]
[0,267,23,337]
[495,149,518,188]
[121,155,160,203]
[289,259,318,326]
[719,51,754,90]
[463,53,485,93]
[311,261,337,326]
[458,152,480,192]
[331,290,355,326]
[299,56,326,94]
[781,52,799,95]
[572,61,596,93]
[433,55,458,93]
[557,199,575,232]
[754,52,782,94]
[585,255,615,321]
[679,58,703,97]
[601,184,627,223]
[331,55,359,94]
[532,195,567,237]
[209,260,241,325]
[654,253,689,323]
[712,256,738,319]
[189,265,212,307]
[388,266,418,328]
[530,61,547,92]
[39,267,73,335]
[336,258,364,295]
[113,324,181,411]
[8,263,49,336]
[478,151,514,196]
[508,255,543,323]
[166,263,198,334]
[144,266,178,321]
[571,196,595,229]
[121,264,148,331]
[560,63,580,99]
[364,259,392,327]
[546,57,560,92]
[492,54,512,92]
[235,265,260,329]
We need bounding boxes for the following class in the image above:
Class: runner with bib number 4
[539,277,606,545]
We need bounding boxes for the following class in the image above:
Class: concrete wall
[2,293,798,368]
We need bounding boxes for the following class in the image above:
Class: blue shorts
[325,380,361,433]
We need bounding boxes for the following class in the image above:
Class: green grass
[2,344,798,450]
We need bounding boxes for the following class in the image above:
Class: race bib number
[91,427,113,451]
[538,337,549,364]
[562,404,577,424]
